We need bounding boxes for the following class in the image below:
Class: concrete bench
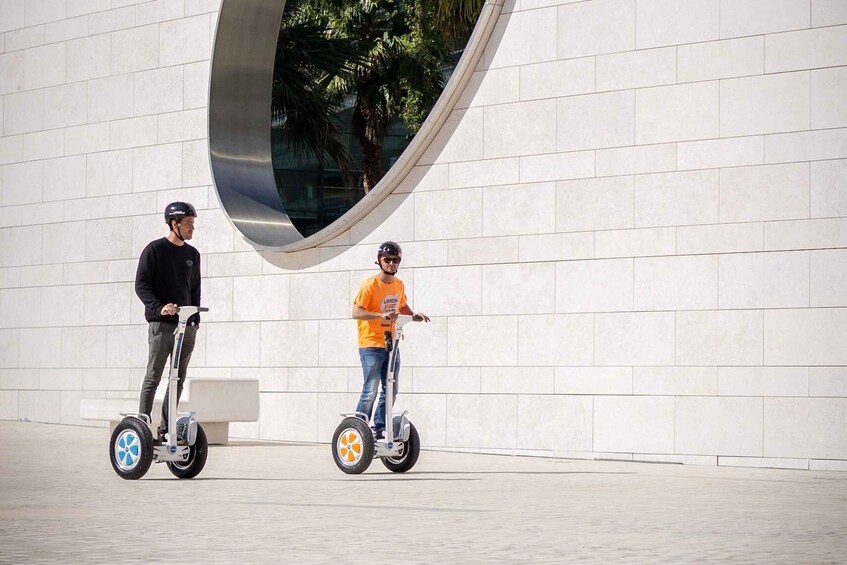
[80,378,259,445]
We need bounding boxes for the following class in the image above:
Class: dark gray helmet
[164,202,197,225]
[377,241,402,258]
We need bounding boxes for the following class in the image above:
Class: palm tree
[273,0,486,194]
[272,0,361,177]
[435,0,485,39]
[321,1,452,192]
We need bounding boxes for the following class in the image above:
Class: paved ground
[1,421,846,564]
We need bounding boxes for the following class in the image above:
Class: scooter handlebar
[394,314,414,328]
[175,306,209,321]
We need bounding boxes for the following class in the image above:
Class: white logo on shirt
[382,295,399,314]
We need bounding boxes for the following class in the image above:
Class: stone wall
[1,0,846,470]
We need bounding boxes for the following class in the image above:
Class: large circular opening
[208,0,501,250]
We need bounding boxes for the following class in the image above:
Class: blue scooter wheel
[110,417,154,480]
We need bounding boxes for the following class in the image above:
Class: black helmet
[377,241,402,258]
[164,202,197,225]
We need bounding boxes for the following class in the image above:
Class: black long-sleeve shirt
[135,238,201,325]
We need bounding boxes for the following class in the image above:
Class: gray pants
[138,321,197,436]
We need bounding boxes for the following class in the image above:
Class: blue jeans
[355,347,400,431]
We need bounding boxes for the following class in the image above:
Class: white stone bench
[80,378,259,445]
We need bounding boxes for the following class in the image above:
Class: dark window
[271,2,475,238]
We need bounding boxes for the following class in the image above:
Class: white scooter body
[109,306,209,479]
[332,315,423,474]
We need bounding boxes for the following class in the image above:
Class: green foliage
[435,0,485,40]
[273,0,360,174]
[274,0,484,190]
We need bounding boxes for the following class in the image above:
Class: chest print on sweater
[186,260,194,268]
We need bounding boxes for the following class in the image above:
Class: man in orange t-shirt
[352,241,430,439]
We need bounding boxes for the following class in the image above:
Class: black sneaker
[374,428,385,440]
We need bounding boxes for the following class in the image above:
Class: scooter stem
[384,315,413,446]
[384,333,398,446]
[166,306,208,449]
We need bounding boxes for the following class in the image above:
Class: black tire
[110,417,154,480]
[167,423,208,479]
[332,417,374,474]
[382,422,420,473]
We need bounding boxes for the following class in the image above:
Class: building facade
[1,0,846,470]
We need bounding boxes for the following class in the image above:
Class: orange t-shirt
[353,275,407,348]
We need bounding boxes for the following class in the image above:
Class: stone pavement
[1,421,846,564]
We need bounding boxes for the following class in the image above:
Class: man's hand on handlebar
[381,311,399,322]
[412,313,431,323]
[160,303,178,316]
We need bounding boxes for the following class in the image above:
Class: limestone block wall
[1,0,846,471]
[0,0,220,427]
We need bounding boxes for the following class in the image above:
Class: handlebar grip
[175,306,209,314]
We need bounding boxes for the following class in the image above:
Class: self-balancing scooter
[332,314,423,474]
[109,306,209,480]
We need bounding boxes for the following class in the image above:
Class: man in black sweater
[135,202,202,441]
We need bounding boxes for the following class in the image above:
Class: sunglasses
[381,256,401,264]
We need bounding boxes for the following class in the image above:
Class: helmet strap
[376,259,395,277]
[171,220,186,242]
